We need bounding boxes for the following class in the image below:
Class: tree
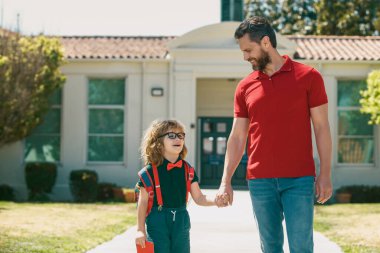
[244,0,282,31]
[279,0,317,35]
[360,70,380,125]
[315,0,380,35]
[0,32,66,147]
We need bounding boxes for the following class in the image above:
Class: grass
[314,203,380,253]
[0,201,137,253]
[2,201,379,253]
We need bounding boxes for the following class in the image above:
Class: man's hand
[315,174,332,204]
[214,193,230,207]
[216,182,234,206]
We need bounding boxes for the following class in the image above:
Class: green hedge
[69,170,98,202]
[0,184,14,201]
[25,162,57,201]
[336,185,380,203]
[97,182,116,202]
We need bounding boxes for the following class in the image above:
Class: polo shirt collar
[251,55,293,80]
[279,55,292,72]
[162,157,182,168]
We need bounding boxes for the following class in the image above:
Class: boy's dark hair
[234,16,277,48]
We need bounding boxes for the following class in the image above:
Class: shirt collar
[279,55,292,72]
[161,157,182,167]
[251,55,293,80]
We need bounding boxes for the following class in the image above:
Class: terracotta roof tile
[60,36,175,60]
[60,35,380,61]
[287,35,380,61]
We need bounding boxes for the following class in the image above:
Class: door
[198,117,247,187]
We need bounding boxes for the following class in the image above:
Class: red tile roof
[0,27,19,36]
[287,35,380,61]
[60,36,175,60]
[60,35,380,61]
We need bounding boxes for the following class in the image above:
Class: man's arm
[310,103,333,204]
[217,117,249,205]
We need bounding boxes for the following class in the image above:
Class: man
[216,16,332,253]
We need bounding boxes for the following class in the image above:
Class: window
[88,78,125,162]
[337,80,375,164]
[25,90,62,162]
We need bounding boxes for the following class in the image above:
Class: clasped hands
[214,193,230,208]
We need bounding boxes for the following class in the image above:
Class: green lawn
[1,202,379,253]
[0,202,137,253]
[314,203,380,253]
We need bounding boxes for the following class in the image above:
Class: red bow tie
[167,160,183,171]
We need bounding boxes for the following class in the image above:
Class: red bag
[136,241,154,253]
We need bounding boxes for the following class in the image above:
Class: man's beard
[251,49,271,71]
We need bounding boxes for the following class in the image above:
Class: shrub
[97,182,116,202]
[70,170,98,202]
[123,188,137,203]
[25,162,57,201]
[112,186,126,202]
[335,185,380,203]
[0,184,14,201]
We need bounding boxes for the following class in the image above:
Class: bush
[0,33,66,148]
[70,170,98,202]
[0,184,14,201]
[97,182,116,202]
[112,186,126,202]
[335,185,380,203]
[123,188,137,203]
[25,162,57,201]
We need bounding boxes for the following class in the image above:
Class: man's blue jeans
[248,176,315,253]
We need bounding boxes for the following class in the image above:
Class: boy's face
[162,128,185,158]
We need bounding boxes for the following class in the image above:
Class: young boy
[135,119,225,253]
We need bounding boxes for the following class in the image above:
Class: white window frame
[86,78,126,165]
[336,79,376,166]
[24,92,63,163]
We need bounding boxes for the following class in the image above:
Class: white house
[1,21,379,200]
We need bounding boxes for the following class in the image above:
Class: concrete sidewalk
[87,190,343,253]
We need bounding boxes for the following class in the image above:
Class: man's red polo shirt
[234,55,328,179]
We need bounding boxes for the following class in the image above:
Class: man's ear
[261,36,271,49]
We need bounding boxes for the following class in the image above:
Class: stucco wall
[0,60,170,200]
[1,30,380,200]
[306,61,380,189]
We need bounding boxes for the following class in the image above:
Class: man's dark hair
[234,16,277,48]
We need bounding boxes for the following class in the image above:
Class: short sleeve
[234,81,249,118]
[308,69,328,108]
[137,180,144,188]
[136,165,153,188]
[191,170,199,184]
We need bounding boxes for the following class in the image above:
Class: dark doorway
[198,117,247,188]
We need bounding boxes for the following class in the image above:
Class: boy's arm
[190,182,219,206]
[136,187,149,247]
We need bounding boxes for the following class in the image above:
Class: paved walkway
[87,190,343,253]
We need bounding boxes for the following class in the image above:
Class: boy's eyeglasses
[158,132,186,140]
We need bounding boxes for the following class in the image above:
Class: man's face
[238,33,271,71]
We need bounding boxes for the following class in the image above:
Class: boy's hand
[135,230,147,248]
[222,193,229,205]
[215,193,229,208]
[217,182,234,206]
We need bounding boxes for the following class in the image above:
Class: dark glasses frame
[158,132,186,140]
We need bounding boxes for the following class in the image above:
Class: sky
[1,0,221,36]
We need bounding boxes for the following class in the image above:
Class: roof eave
[64,57,171,63]
[295,59,380,64]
